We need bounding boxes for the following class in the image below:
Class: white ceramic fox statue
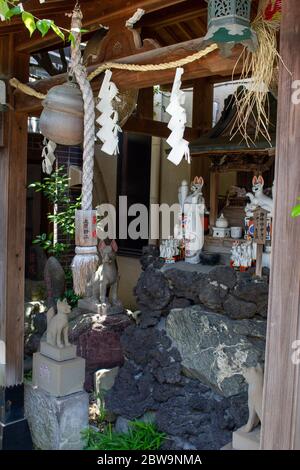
[246,176,274,216]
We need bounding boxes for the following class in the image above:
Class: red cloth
[263,0,282,22]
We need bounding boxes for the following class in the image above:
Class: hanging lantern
[40,80,84,146]
[204,0,258,54]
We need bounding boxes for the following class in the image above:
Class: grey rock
[223,295,257,319]
[207,266,237,289]
[25,384,88,450]
[115,416,131,434]
[44,256,65,308]
[115,411,156,434]
[135,268,173,311]
[166,305,266,397]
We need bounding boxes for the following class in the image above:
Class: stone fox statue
[46,298,71,349]
[243,364,264,433]
[91,240,120,305]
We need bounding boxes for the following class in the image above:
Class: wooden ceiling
[0,0,260,53]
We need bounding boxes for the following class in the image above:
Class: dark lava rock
[32,311,47,336]
[199,282,228,312]
[223,295,257,320]
[164,269,204,303]
[168,297,192,310]
[135,268,173,310]
[207,266,237,290]
[140,245,164,271]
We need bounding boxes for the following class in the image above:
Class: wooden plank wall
[261,0,300,449]
[0,35,29,387]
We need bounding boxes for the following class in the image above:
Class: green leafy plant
[0,0,88,43]
[291,198,300,218]
[29,167,81,258]
[62,288,81,309]
[24,369,32,383]
[82,421,166,451]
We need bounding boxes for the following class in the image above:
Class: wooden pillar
[0,34,32,449]
[261,0,300,450]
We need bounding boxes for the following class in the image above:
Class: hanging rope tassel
[70,5,99,295]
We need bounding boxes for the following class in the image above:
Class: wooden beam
[14,38,243,114]
[0,36,29,388]
[139,0,207,28]
[261,0,300,450]
[193,78,213,132]
[123,116,200,140]
[136,88,154,119]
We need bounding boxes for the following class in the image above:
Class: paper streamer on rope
[166,68,190,166]
[41,138,56,175]
[96,70,121,156]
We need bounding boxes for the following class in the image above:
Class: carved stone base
[40,341,77,362]
[25,384,88,450]
[32,352,85,397]
[232,425,260,450]
[78,297,125,316]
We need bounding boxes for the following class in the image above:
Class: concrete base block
[25,384,89,450]
[33,352,85,397]
[232,426,260,450]
[221,442,233,450]
[40,341,77,362]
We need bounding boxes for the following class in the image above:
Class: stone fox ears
[252,175,264,186]
[193,176,204,186]
[98,240,119,252]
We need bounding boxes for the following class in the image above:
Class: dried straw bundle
[231,0,283,146]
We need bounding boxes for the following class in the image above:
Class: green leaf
[22,11,36,37]
[5,5,22,19]
[0,0,9,19]
[80,28,89,33]
[51,23,65,42]
[68,32,75,47]
[291,204,300,218]
[36,19,53,37]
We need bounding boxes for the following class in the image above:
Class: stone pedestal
[33,352,85,397]
[40,341,77,361]
[232,426,261,450]
[25,384,88,450]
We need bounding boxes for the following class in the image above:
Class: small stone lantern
[204,0,257,53]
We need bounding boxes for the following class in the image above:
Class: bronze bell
[40,80,84,146]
